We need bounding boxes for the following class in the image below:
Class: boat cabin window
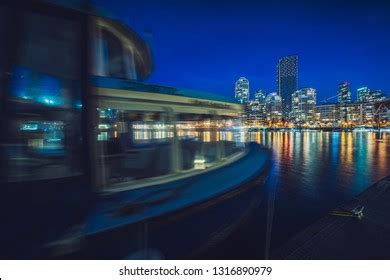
[96,101,245,189]
[97,108,174,185]
[93,19,147,80]
[101,29,126,78]
[176,114,244,170]
[1,9,84,182]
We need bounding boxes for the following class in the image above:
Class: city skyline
[237,60,388,127]
[236,75,386,105]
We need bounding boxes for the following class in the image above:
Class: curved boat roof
[94,17,153,80]
[26,1,233,105]
[30,0,153,80]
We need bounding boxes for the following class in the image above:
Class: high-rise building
[246,100,261,127]
[277,55,298,120]
[235,77,249,104]
[357,87,374,123]
[255,89,266,102]
[337,82,352,121]
[255,89,267,122]
[291,88,317,123]
[347,103,363,124]
[266,92,282,123]
[338,82,352,103]
[357,87,370,102]
[371,89,385,102]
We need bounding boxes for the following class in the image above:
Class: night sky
[93,0,390,101]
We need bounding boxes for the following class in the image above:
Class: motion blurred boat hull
[61,143,271,259]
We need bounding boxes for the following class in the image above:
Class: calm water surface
[206,131,390,259]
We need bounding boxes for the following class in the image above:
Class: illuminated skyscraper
[357,87,373,123]
[357,87,370,102]
[246,100,261,127]
[235,77,249,104]
[277,55,298,120]
[266,92,282,123]
[338,82,351,104]
[291,88,317,123]
[337,82,352,121]
[254,90,267,123]
[255,89,266,102]
[371,89,385,102]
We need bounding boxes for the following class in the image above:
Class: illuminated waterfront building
[355,88,385,124]
[357,87,370,102]
[338,82,352,104]
[357,87,374,123]
[291,88,317,123]
[346,103,363,124]
[244,90,267,127]
[255,89,266,102]
[370,90,387,123]
[266,92,282,123]
[246,100,261,127]
[371,89,385,102]
[277,55,298,120]
[337,82,352,121]
[235,77,249,104]
[315,103,338,124]
[255,90,267,122]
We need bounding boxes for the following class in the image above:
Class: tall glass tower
[255,90,267,122]
[338,82,352,121]
[277,55,298,120]
[357,87,370,102]
[235,77,249,104]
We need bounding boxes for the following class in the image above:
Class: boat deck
[273,176,390,259]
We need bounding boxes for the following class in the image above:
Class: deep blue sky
[93,0,390,101]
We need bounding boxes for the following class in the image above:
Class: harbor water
[202,131,390,259]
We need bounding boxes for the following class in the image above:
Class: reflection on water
[205,131,390,259]
[254,131,390,256]
[97,127,390,257]
[250,131,390,195]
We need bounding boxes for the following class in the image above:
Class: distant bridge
[373,99,390,120]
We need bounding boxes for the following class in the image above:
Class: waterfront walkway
[273,176,390,259]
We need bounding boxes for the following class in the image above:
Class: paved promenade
[273,176,390,259]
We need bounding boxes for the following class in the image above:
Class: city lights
[235,56,389,129]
